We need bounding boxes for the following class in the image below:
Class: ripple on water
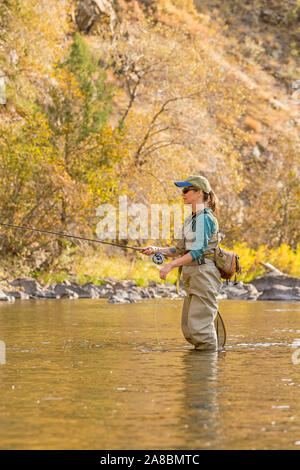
[264,309,300,312]
[0,298,300,450]
[232,342,289,348]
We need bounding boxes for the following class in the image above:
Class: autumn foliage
[0,0,299,278]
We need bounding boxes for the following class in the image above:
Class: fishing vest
[175,207,220,262]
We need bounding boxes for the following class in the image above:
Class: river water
[0,298,299,450]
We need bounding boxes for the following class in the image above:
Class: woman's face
[182,187,203,205]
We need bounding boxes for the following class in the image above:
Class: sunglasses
[182,187,197,194]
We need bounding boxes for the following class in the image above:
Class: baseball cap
[174,175,211,193]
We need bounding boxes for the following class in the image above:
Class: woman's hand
[140,245,159,256]
[159,263,173,280]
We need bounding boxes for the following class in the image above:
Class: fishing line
[0,222,226,348]
[0,221,168,349]
[0,222,142,252]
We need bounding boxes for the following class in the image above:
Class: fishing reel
[152,252,165,265]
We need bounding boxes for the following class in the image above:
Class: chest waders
[175,209,225,351]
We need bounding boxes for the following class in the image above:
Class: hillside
[195,0,299,85]
[0,0,299,279]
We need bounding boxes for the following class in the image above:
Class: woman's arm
[140,246,178,258]
[159,252,193,280]
[159,247,178,258]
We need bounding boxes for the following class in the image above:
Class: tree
[0,114,68,261]
[44,32,116,229]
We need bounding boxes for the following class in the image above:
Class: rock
[148,281,159,288]
[146,287,162,299]
[81,284,100,299]
[67,282,94,298]
[106,280,186,303]
[9,274,298,303]
[156,282,177,293]
[250,272,300,291]
[10,277,56,299]
[5,290,30,300]
[249,272,300,301]
[220,281,260,300]
[80,282,102,298]
[10,277,41,293]
[75,0,117,33]
[147,281,180,297]
[217,291,229,300]
[97,284,115,298]
[0,280,10,290]
[108,290,137,303]
[110,279,138,289]
[252,145,261,159]
[258,286,300,301]
[53,282,89,299]
[61,290,79,300]
[82,282,115,298]
[139,288,152,299]
[260,9,283,25]
[31,289,57,299]
[0,289,15,302]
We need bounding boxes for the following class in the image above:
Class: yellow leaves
[244,116,262,133]
[0,0,73,119]
[51,68,85,101]
[231,242,300,282]
[0,0,298,271]
[70,247,178,286]
[215,112,237,128]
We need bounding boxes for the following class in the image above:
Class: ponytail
[203,190,219,215]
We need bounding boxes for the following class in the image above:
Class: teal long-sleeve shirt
[184,208,217,261]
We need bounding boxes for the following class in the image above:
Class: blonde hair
[203,190,219,215]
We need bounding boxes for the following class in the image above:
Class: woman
[140,175,222,351]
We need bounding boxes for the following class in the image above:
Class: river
[0,298,299,449]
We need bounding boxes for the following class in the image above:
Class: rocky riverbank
[0,271,299,303]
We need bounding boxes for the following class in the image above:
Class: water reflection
[181,350,220,447]
[0,299,299,449]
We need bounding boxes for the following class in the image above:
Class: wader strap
[204,208,221,245]
[176,266,182,295]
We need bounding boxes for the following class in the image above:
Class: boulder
[52,282,89,299]
[249,272,300,301]
[260,9,283,25]
[10,277,56,299]
[257,286,300,301]
[0,289,15,302]
[220,281,260,300]
[106,281,186,303]
[31,289,57,299]
[75,0,117,33]
[10,277,41,293]
[250,272,300,291]
[155,282,177,294]
[5,290,30,300]
[9,273,300,303]
[109,279,138,290]
[148,280,185,297]
[81,282,107,298]
[108,289,137,303]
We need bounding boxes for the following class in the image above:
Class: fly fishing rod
[0,222,165,265]
[0,221,226,346]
